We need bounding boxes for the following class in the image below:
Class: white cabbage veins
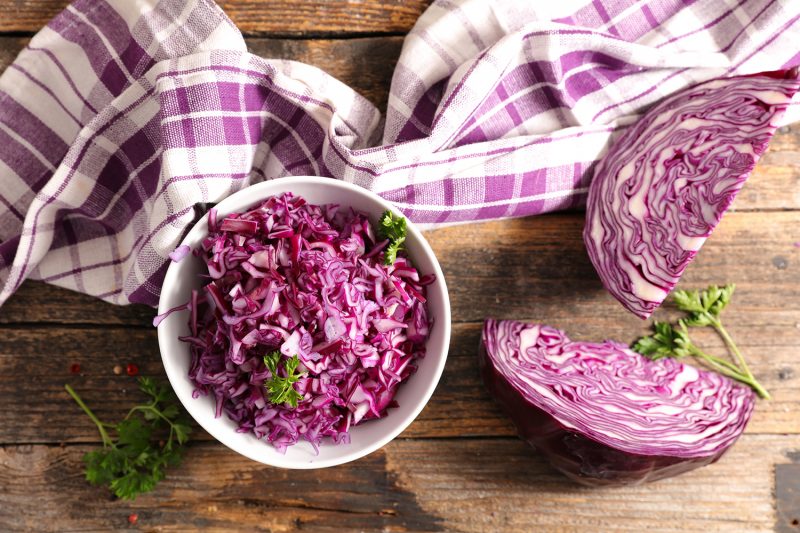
[584,72,799,318]
[483,319,754,458]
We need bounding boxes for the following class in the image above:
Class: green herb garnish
[633,284,769,399]
[263,351,305,408]
[263,349,281,375]
[65,377,191,500]
[632,320,694,360]
[377,210,407,265]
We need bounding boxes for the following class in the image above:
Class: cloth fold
[0,0,798,307]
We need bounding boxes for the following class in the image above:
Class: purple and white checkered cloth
[1,0,799,308]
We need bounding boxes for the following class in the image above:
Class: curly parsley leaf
[263,349,281,375]
[264,353,305,408]
[632,284,769,399]
[673,284,734,322]
[377,210,407,265]
[632,321,692,360]
[65,377,192,500]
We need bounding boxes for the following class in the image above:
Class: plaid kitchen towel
[0,0,799,308]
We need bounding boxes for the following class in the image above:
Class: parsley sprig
[263,351,305,408]
[64,377,192,500]
[377,210,407,265]
[633,284,769,399]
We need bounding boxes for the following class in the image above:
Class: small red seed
[126,364,139,377]
[128,513,138,525]
[70,363,81,374]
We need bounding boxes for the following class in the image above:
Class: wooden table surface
[1,1,799,532]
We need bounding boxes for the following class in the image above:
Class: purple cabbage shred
[174,193,432,452]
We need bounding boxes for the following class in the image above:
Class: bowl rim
[156,176,451,469]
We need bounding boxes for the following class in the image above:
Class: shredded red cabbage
[165,193,433,452]
[168,244,191,263]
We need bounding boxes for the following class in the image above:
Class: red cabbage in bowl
[170,193,433,452]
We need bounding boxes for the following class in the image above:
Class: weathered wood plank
[0,315,795,445]
[0,441,443,533]
[246,37,403,111]
[0,435,796,532]
[387,435,798,533]
[0,1,67,33]
[426,210,800,324]
[3,213,800,444]
[219,0,430,36]
[1,210,798,442]
[0,36,23,67]
[2,176,800,327]
[0,281,155,326]
[0,0,430,36]
[0,328,167,444]
[777,452,800,533]
[742,124,800,211]
[0,35,402,110]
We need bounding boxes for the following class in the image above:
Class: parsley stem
[128,404,173,427]
[65,384,114,448]
[707,317,769,399]
[688,345,741,374]
[689,344,770,400]
[710,317,752,377]
[746,379,771,400]
[688,346,743,378]
[127,404,180,448]
[642,285,771,400]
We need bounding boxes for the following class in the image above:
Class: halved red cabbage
[584,71,800,318]
[480,319,755,486]
[173,193,432,452]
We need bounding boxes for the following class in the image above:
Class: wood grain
[0,1,430,36]
[777,453,800,533]
[246,37,403,110]
[0,281,154,326]
[0,4,799,529]
[425,210,800,325]
[0,435,796,532]
[2,211,798,444]
[0,181,800,326]
[219,0,430,36]
[0,441,443,532]
[739,124,800,211]
[0,318,795,445]
[0,35,402,110]
[388,435,798,532]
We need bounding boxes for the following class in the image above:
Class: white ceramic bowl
[157,176,451,468]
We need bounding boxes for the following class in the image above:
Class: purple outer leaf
[584,71,800,318]
[479,319,755,486]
